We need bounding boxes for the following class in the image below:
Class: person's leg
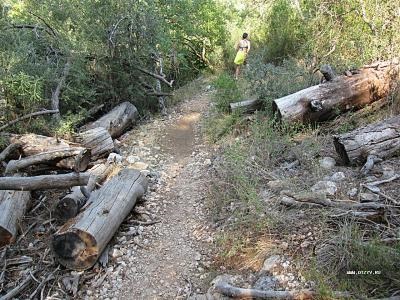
[235,65,240,79]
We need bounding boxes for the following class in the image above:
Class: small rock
[280,242,289,250]
[107,153,123,164]
[260,255,281,274]
[360,192,379,202]
[126,155,138,164]
[195,252,202,261]
[111,248,123,259]
[131,162,149,170]
[267,180,286,191]
[140,170,150,177]
[319,157,336,169]
[204,159,212,166]
[330,172,346,182]
[311,180,337,196]
[253,276,277,291]
[300,241,311,248]
[347,188,358,198]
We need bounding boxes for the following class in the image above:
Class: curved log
[52,168,148,270]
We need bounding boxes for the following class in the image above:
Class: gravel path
[84,84,216,299]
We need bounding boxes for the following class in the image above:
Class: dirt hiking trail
[85,82,216,299]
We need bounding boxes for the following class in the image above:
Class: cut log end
[333,136,350,165]
[52,229,98,270]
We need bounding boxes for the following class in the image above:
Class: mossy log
[79,101,138,138]
[52,168,148,270]
[0,190,31,247]
[272,62,398,123]
[333,115,400,165]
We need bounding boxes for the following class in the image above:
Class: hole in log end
[54,198,80,220]
[333,136,350,165]
[0,228,13,247]
[52,229,98,270]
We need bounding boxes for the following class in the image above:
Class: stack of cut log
[0,101,148,270]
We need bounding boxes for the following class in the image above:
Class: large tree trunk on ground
[5,134,77,156]
[54,163,115,220]
[80,102,138,138]
[0,190,31,247]
[52,168,148,270]
[230,98,262,114]
[73,128,114,159]
[0,173,90,191]
[272,62,398,123]
[5,148,90,175]
[333,115,400,165]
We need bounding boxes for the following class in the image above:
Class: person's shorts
[234,51,246,65]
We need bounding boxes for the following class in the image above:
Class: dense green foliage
[0,0,227,134]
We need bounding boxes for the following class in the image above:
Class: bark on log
[52,168,148,270]
[0,143,22,163]
[333,115,400,165]
[73,128,114,159]
[54,163,114,220]
[80,101,138,138]
[272,63,398,123]
[229,98,262,114]
[0,190,31,247]
[5,148,90,175]
[0,173,90,191]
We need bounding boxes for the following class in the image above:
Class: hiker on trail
[234,32,250,80]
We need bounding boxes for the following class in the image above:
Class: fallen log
[80,101,138,138]
[0,173,90,191]
[73,128,114,159]
[272,62,398,123]
[333,115,400,165]
[5,148,90,175]
[229,98,262,114]
[0,190,31,247]
[52,168,148,270]
[5,133,78,156]
[0,143,22,163]
[54,163,114,220]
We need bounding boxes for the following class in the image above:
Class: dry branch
[136,67,174,87]
[0,173,90,191]
[214,281,315,299]
[0,110,59,132]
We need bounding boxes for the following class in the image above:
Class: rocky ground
[78,85,217,299]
